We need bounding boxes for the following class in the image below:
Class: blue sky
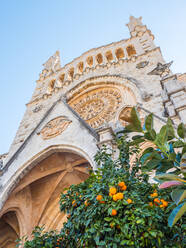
[0,0,186,154]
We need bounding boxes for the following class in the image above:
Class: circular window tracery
[69,87,122,128]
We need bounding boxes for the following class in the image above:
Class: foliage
[17,108,186,247]
[16,226,63,248]
[123,107,186,227]
[56,142,184,247]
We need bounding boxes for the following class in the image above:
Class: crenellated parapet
[30,16,157,105]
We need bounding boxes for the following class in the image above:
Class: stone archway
[0,151,90,245]
[0,211,19,248]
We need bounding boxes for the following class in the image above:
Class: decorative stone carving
[38,51,61,81]
[43,51,61,73]
[33,105,42,113]
[69,87,122,128]
[136,61,149,69]
[40,116,72,140]
[148,61,173,78]
[126,16,143,33]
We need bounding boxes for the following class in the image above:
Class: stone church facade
[0,16,185,247]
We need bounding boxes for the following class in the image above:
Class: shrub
[57,142,184,247]
[17,108,185,247]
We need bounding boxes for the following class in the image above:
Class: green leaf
[171,189,186,205]
[143,159,160,171]
[120,240,129,245]
[142,151,162,164]
[181,153,186,173]
[155,173,186,182]
[149,230,157,237]
[132,135,144,140]
[149,129,156,140]
[173,140,185,148]
[167,118,175,139]
[155,125,168,147]
[168,153,176,161]
[130,107,143,132]
[182,145,186,155]
[125,124,137,132]
[168,202,186,227]
[144,132,154,141]
[141,147,154,156]
[145,113,153,132]
[104,217,112,222]
[177,123,186,139]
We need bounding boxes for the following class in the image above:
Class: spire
[43,50,61,74]
[126,15,154,43]
[37,51,61,83]
[126,16,143,33]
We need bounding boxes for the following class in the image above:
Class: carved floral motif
[69,87,122,128]
[40,116,72,140]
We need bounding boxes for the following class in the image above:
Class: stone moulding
[28,48,161,106]
[39,116,72,140]
[68,86,122,129]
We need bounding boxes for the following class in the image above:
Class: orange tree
[17,117,185,248]
[57,141,184,248]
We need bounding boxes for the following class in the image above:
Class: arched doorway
[0,151,90,245]
[0,211,19,248]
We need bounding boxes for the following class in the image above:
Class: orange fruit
[127,198,132,204]
[84,200,89,206]
[113,194,118,201]
[149,202,153,207]
[150,192,158,198]
[116,192,124,200]
[111,209,117,216]
[109,187,117,195]
[118,182,125,187]
[121,185,127,191]
[154,198,160,203]
[154,198,160,206]
[96,195,102,201]
[161,199,168,207]
[100,200,105,204]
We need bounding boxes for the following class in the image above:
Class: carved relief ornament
[40,116,72,140]
[69,87,122,128]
